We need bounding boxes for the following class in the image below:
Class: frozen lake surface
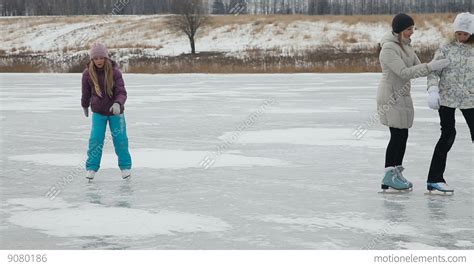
[0,73,472,249]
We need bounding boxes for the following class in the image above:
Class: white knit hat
[453,12,474,34]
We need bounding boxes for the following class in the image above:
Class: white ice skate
[121,169,131,180]
[425,182,454,196]
[86,170,96,180]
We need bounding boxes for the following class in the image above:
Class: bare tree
[166,0,209,54]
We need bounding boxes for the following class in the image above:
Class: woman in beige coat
[377,13,450,191]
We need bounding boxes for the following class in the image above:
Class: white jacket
[427,42,474,109]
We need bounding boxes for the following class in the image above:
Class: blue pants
[86,112,132,171]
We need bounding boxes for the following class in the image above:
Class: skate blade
[378,188,413,194]
[424,190,454,196]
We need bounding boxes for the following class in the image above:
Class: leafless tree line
[1,0,472,16]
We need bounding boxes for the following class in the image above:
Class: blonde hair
[441,33,474,46]
[88,59,114,98]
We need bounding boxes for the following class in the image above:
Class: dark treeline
[1,0,472,16]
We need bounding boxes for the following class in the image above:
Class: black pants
[427,106,474,183]
[385,127,409,168]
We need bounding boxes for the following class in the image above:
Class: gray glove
[83,107,89,117]
[109,103,121,115]
[427,59,450,71]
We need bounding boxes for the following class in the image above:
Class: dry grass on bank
[0,44,438,73]
[1,13,456,31]
[209,13,456,29]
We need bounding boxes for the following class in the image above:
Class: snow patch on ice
[130,94,204,103]
[206,114,232,117]
[256,213,419,237]
[396,242,446,250]
[445,227,474,233]
[69,125,90,129]
[8,198,74,210]
[219,128,387,148]
[454,240,474,248]
[268,107,357,114]
[7,198,231,237]
[0,99,76,111]
[133,122,161,126]
[8,148,287,169]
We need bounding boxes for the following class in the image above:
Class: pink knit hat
[89,42,109,59]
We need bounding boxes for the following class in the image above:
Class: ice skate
[121,169,131,180]
[86,170,96,180]
[395,166,413,188]
[426,182,454,196]
[380,167,412,193]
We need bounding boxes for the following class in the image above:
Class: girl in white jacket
[426,12,474,193]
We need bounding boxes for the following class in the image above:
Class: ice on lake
[0,73,472,249]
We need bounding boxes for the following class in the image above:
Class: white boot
[121,169,131,180]
[86,170,96,180]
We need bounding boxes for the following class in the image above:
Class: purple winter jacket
[81,61,127,116]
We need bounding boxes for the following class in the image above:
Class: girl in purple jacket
[81,42,132,180]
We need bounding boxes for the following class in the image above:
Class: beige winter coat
[377,32,431,129]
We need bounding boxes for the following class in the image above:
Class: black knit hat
[392,13,414,33]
